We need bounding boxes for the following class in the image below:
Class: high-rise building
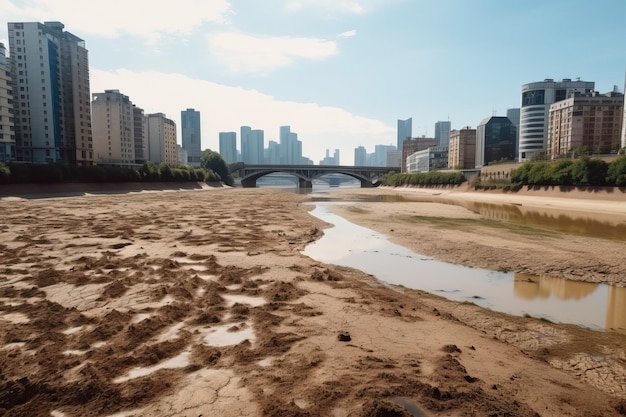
[219,131,237,164]
[279,125,302,164]
[476,116,516,167]
[91,90,135,167]
[434,121,451,147]
[145,113,177,165]
[320,149,340,165]
[448,127,476,169]
[240,126,264,163]
[133,105,145,164]
[248,129,264,163]
[265,140,279,164]
[397,118,412,150]
[240,126,251,163]
[0,43,15,162]
[181,108,201,167]
[8,21,92,164]
[519,78,594,161]
[506,108,520,152]
[622,71,626,150]
[354,146,366,166]
[547,91,624,159]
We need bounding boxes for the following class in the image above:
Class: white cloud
[285,0,366,14]
[90,69,395,164]
[0,0,231,40]
[338,30,357,38]
[208,32,338,75]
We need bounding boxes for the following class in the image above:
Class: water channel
[257,175,626,331]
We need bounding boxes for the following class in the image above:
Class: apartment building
[547,91,624,159]
[145,113,177,165]
[448,127,476,169]
[8,21,92,164]
[91,89,135,167]
[0,43,15,162]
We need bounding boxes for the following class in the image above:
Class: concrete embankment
[0,181,225,198]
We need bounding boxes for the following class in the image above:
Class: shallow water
[303,203,626,331]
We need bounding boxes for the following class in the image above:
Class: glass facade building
[519,79,594,161]
[476,116,516,167]
[181,108,201,167]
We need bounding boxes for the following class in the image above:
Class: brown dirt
[0,186,624,416]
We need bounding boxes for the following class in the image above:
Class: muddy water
[303,203,626,331]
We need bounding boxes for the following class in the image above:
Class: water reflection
[513,273,598,301]
[303,203,626,331]
[449,199,626,241]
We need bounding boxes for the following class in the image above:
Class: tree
[200,149,233,185]
[606,155,626,186]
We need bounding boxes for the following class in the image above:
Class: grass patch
[396,215,558,238]
[345,206,369,214]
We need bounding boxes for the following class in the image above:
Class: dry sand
[0,185,625,416]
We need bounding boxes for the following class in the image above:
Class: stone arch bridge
[229,163,399,188]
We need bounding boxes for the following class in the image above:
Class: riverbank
[0,187,624,416]
[330,186,626,286]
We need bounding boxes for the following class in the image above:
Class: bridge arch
[230,164,398,188]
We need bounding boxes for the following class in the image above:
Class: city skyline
[1,1,625,165]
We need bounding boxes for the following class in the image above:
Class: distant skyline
[2,0,625,165]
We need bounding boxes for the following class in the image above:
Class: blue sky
[1,0,625,165]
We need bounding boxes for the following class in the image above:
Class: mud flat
[0,187,624,416]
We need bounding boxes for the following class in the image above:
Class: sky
[1,0,625,165]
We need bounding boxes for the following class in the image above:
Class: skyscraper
[0,43,15,162]
[354,146,366,166]
[240,126,252,163]
[91,90,135,167]
[219,132,237,164]
[181,108,201,167]
[248,129,264,163]
[397,118,412,150]
[280,125,302,164]
[476,116,516,167]
[434,121,451,147]
[519,78,594,161]
[8,21,92,164]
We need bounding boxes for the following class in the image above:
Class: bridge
[229,163,399,188]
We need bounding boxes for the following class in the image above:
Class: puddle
[222,294,266,307]
[2,342,26,350]
[2,312,30,324]
[63,349,87,356]
[132,313,152,323]
[62,326,85,335]
[113,350,190,383]
[392,397,428,416]
[202,323,255,347]
[257,357,273,367]
[303,203,626,330]
[156,322,185,342]
[196,274,217,281]
[182,264,208,272]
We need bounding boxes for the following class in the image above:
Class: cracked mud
[0,187,625,416]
